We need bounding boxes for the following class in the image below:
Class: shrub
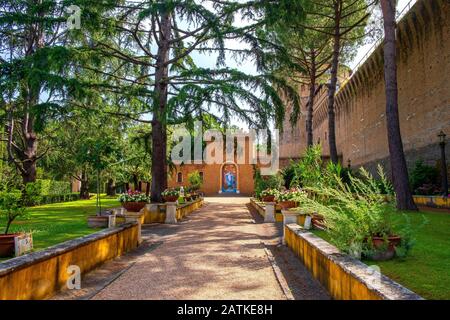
[276,188,306,202]
[301,166,416,259]
[0,188,27,235]
[253,169,284,199]
[290,145,324,188]
[260,188,279,198]
[187,171,203,191]
[409,160,440,195]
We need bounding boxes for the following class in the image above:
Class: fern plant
[301,165,416,259]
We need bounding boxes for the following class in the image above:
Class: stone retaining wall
[413,195,449,209]
[0,222,140,300]
[143,198,204,224]
[284,224,422,300]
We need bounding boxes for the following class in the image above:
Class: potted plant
[276,188,305,210]
[118,190,149,212]
[260,189,278,202]
[0,188,27,257]
[161,188,180,202]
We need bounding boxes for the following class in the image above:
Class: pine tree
[76,0,301,202]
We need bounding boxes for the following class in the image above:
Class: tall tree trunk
[306,58,316,147]
[327,2,341,164]
[80,170,90,199]
[380,0,417,210]
[145,182,151,197]
[106,178,115,196]
[132,174,139,191]
[150,12,171,203]
[21,120,38,184]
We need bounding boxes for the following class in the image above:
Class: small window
[177,172,183,183]
[199,172,204,181]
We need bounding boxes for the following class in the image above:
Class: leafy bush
[188,171,203,191]
[0,188,27,235]
[301,166,416,259]
[290,145,324,188]
[409,161,440,195]
[254,168,284,199]
[260,188,279,198]
[276,188,306,202]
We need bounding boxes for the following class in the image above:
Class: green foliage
[0,187,27,235]
[254,168,284,198]
[300,165,416,259]
[290,145,324,188]
[260,188,279,198]
[276,188,306,202]
[409,160,440,195]
[187,171,203,191]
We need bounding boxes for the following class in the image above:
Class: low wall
[413,195,449,209]
[0,222,140,300]
[143,198,204,224]
[249,199,286,223]
[284,224,422,300]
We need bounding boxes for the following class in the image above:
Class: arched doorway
[219,162,239,194]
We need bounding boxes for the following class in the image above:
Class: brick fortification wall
[281,0,450,175]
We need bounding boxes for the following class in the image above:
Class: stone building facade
[280,0,450,175]
[168,135,272,196]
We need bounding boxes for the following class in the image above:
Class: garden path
[54,197,329,300]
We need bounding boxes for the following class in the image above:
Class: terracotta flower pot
[262,195,276,202]
[0,233,23,257]
[122,201,147,212]
[163,195,179,203]
[278,200,297,210]
[369,235,401,261]
[312,213,326,230]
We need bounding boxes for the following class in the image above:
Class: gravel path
[55,197,329,300]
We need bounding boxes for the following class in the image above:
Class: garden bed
[0,196,120,261]
[142,198,204,224]
[311,209,450,300]
[0,222,140,300]
[249,198,283,222]
[285,224,422,300]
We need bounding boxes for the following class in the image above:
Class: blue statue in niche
[224,171,236,192]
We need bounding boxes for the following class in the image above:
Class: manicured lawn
[0,195,120,260]
[313,210,450,300]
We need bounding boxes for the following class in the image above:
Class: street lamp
[438,131,448,197]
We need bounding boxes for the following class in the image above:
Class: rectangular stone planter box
[249,198,288,223]
[142,198,204,224]
[284,224,423,300]
[0,222,140,300]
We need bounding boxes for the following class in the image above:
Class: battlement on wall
[313,0,448,130]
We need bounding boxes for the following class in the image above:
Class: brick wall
[280,0,450,176]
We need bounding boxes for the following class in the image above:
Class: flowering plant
[276,188,306,202]
[260,189,279,197]
[161,188,180,197]
[118,190,149,203]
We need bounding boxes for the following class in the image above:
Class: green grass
[0,195,120,260]
[312,210,450,300]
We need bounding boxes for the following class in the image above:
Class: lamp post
[438,131,448,197]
